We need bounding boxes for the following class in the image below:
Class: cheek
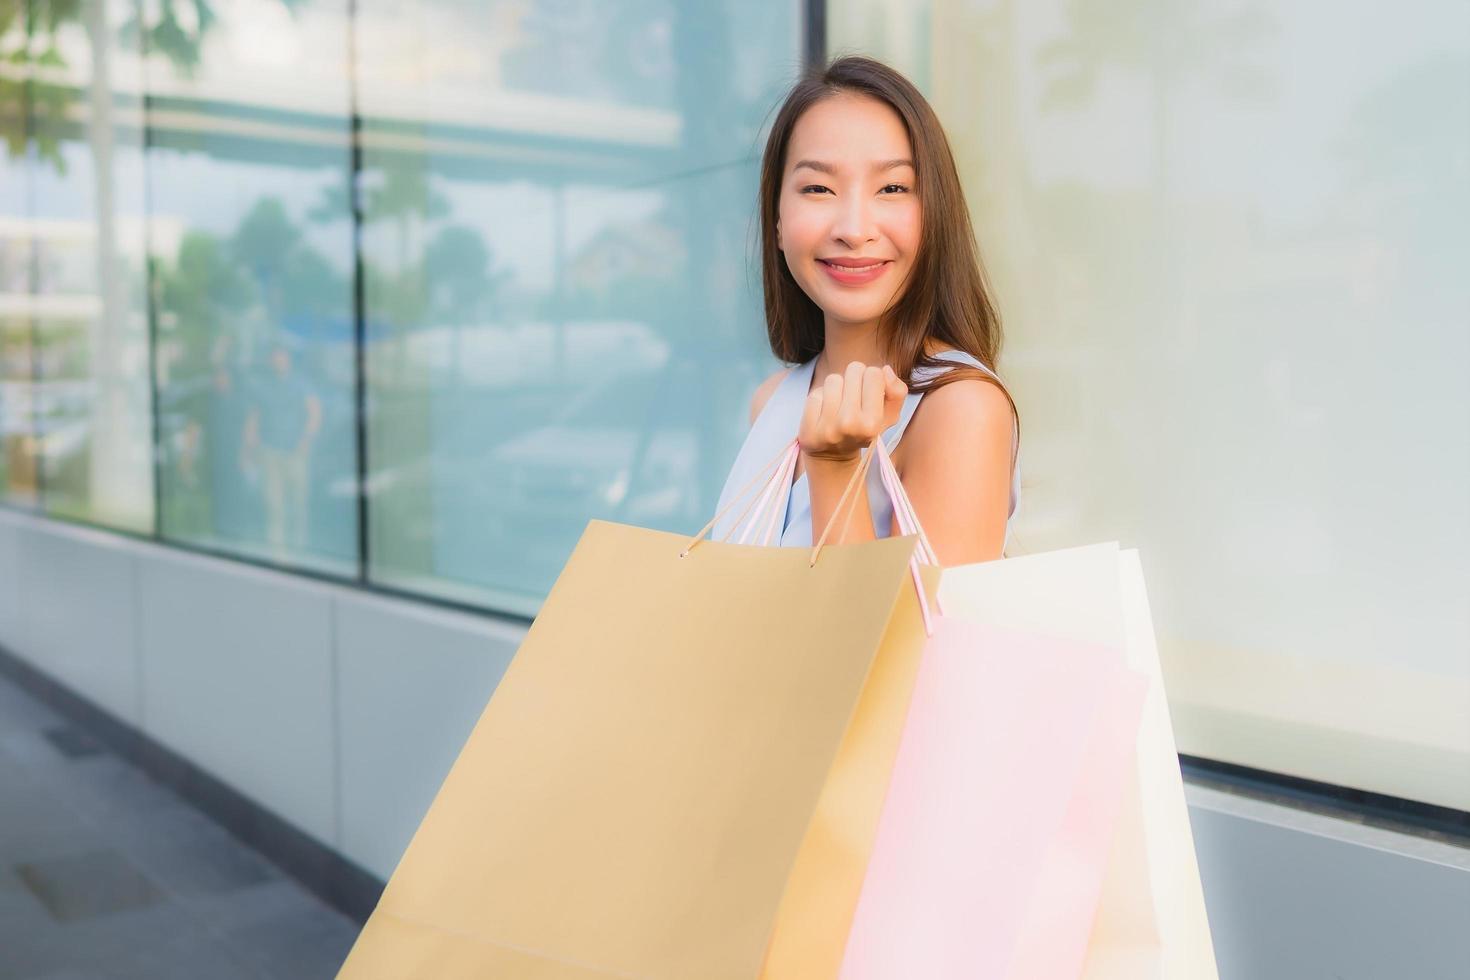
[890,203,922,258]
[777,199,823,254]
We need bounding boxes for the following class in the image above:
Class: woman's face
[777,93,921,331]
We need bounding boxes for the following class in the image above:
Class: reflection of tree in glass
[153,194,341,539]
[315,155,450,341]
[318,157,510,356]
[425,224,508,323]
[156,197,342,376]
[117,0,215,73]
[0,0,237,168]
[230,196,348,333]
[158,233,249,361]
[121,0,308,75]
[153,229,248,535]
[324,156,448,271]
[1,1,82,170]
[426,224,511,389]
[372,160,447,275]
[232,197,301,321]
[5,0,224,525]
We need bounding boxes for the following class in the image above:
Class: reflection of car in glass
[473,365,704,594]
[491,368,698,518]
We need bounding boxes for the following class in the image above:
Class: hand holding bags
[337,440,933,980]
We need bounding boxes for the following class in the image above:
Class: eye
[800,184,832,195]
[880,183,910,194]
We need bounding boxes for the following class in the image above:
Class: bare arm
[893,379,1014,564]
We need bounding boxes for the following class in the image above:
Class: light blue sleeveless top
[713,349,1021,550]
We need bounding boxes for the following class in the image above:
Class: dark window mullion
[347,0,369,584]
[804,0,826,71]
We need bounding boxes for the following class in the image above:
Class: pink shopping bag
[839,617,1145,979]
[839,440,1147,979]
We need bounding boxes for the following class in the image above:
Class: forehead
[785,93,912,172]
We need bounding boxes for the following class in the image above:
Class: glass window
[832,0,1470,810]
[355,0,803,614]
[146,0,358,573]
[0,6,35,507]
[28,1,152,532]
[5,0,808,604]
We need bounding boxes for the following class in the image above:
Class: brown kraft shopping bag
[338,445,931,979]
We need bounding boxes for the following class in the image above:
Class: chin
[821,300,888,326]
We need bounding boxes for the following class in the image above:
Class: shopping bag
[936,542,1218,978]
[1081,549,1219,979]
[841,614,1146,979]
[337,442,933,980]
[833,440,1147,979]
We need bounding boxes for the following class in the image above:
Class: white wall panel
[135,546,338,846]
[333,592,523,879]
[0,513,23,652]
[10,519,140,724]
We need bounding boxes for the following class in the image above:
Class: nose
[831,192,878,249]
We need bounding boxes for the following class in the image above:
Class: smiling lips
[818,257,891,285]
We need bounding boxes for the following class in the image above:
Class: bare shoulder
[749,368,790,425]
[901,376,1015,459]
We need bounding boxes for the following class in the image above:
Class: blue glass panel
[356,0,802,613]
[147,1,358,572]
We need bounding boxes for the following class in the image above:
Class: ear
[775,218,783,251]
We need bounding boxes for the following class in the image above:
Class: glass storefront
[2,0,1465,812]
[354,1,800,612]
[145,0,357,572]
[2,1,152,529]
[1,0,803,608]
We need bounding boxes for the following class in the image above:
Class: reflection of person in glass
[243,342,320,558]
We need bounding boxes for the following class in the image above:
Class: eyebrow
[791,158,915,175]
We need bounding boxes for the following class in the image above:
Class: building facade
[1,3,1466,976]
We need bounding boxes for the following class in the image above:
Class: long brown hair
[757,55,1019,447]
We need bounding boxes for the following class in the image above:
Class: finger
[861,365,884,433]
[821,370,845,438]
[882,364,908,428]
[838,361,866,433]
[884,364,908,401]
[805,387,829,449]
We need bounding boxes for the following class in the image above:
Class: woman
[715,55,1020,564]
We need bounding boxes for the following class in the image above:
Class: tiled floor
[0,673,359,980]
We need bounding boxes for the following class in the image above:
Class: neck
[816,316,888,379]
